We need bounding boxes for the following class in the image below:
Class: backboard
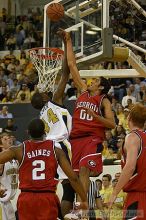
[43,0,146,77]
[43,0,111,63]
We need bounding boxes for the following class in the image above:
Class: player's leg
[57,140,75,218]
[61,179,75,217]
[18,192,59,220]
[17,192,36,220]
[37,193,60,220]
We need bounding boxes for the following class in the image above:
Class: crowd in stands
[0,7,43,50]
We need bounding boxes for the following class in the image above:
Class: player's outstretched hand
[57,28,70,42]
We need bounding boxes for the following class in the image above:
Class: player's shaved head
[28,118,45,139]
[31,92,44,110]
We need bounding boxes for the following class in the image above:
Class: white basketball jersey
[40,101,72,180]
[0,160,18,220]
[40,101,72,142]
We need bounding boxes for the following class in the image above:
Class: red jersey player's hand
[57,28,71,42]
[83,107,97,119]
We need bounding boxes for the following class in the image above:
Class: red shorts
[123,192,146,219]
[17,192,60,220]
[70,136,103,174]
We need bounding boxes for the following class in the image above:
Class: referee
[88,180,106,220]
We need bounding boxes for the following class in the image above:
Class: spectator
[102,140,114,159]
[10,79,20,96]
[2,91,14,103]
[115,172,121,181]
[10,134,21,146]
[6,34,16,51]
[19,51,27,65]
[7,73,16,90]
[16,27,24,49]
[121,88,136,108]
[125,98,135,110]
[119,108,130,134]
[100,174,112,209]
[7,58,16,72]
[116,105,125,124]
[95,179,102,191]
[0,106,13,119]
[16,84,31,101]
[0,86,7,101]
[14,92,30,103]
[23,34,36,49]
[105,130,118,152]
[111,78,126,102]
[113,125,126,139]
[3,119,17,132]
[110,179,126,220]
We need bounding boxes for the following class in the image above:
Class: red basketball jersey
[70,91,106,139]
[19,140,58,191]
[122,130,146,192]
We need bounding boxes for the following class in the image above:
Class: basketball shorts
[123,192,146,220]
[18,192,60,220]
[57,139,72,180]
[70,136,103,174]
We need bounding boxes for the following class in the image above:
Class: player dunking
[31,33,74,218]
[0,119,88,220]
[109,104,146,220]
[59,29,115,213]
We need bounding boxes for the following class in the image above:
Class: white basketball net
[29,48,63,93]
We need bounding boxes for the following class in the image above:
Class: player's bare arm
[109,132,139,208]
[53,31,70,105]
[61,30,87,93]
[84,98,115,129]
[55,147,88,208]
[0,148,15,164]
[0,145,23,165]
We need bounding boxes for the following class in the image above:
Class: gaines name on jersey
[27,149,51,159]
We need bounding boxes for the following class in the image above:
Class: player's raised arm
[60,30,87,92]
[55,147,88,208]
[52,32,70,105]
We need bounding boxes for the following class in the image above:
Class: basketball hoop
[29,47,64,93]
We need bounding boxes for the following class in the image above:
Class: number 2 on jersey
[32,160,45,180]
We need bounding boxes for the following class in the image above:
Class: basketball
[46,3,64,22]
